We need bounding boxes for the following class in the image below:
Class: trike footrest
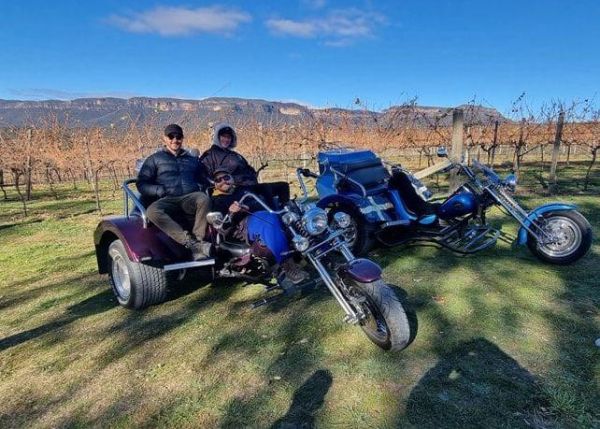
[440,226,500,254]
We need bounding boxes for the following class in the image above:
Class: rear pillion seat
[336,158,391,196]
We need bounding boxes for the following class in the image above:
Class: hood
[212,122,238,149]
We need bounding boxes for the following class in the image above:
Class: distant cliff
[0,97,508,128]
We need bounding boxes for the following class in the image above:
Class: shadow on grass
[0,289,115,352]
[94,278,241,368]
[396,196,600,424]
[270,369,333,429]
[406,338,547,428]
[0,217,44,231]
[0,257,100,312]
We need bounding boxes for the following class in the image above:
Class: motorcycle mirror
[437,147,448,158]
[206,212,224,226]
[504,173,518,191]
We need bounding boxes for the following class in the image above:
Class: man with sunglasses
[200,123,290,208]
[210,168,308,284]
[137,124,212,260]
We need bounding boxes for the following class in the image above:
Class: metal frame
[463,163,551,243]
[122,178,149,228]
[329,165,368,197]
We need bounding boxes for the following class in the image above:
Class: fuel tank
[437,191,477,220]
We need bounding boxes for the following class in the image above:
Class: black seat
[389,170,437,216]
[219,240,252,258]
[336,158,390,195]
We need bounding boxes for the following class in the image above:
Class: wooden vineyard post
[449,108,464,193]
[549,111,565,192]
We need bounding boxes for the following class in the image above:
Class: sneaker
[280,258,309,284]
[184,239,212,260]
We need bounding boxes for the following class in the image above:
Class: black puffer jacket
[137,148,209,200]
[200,123,258,186]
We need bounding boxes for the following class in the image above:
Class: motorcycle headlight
[301,207,328,236]
[292,235,310,252]
[282,211,299,225]
[333,211,351,228]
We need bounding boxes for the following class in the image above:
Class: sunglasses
[214,174,232,183]
[167,133,184,140]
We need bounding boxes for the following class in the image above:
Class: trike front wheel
[348,279,413,352]
[527,210,592,265]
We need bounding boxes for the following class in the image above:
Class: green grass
[0,172,599,428]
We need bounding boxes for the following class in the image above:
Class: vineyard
[1,101,599,426]
[1,100,600,216]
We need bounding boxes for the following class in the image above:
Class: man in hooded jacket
[200,123,290,208]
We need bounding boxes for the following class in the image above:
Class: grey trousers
[146,192,211,244]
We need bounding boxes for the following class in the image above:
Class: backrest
[317,149,390,196]
[339,158,390,189]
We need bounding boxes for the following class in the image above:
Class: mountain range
[0,97,508,128]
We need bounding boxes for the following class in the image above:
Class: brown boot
[184,238,212,260]
[280,258,309,284]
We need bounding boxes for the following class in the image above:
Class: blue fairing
[516,203,577,245]
[247,211,289,264]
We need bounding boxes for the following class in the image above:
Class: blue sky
[1,0,598,114]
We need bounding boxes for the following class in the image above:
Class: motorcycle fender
[337,258,382,284]
[94,215,186,272]
[516,203,576,245]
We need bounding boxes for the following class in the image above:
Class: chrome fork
[305,239,361,324]
[486,185,552,242]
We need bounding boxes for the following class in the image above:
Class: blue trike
[296,148,592,265]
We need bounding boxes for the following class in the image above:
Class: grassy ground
[0,166,599,428]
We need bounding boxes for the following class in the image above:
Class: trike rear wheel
[108,239,167,309]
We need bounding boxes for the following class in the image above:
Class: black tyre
[527,210,593,265]
[349,279,412,352]
[329,206,374,256]
[107,239,167,309]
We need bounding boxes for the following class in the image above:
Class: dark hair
[218,127,234,137]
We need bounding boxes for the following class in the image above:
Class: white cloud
[266,19,317,38]
[266,8,385,45]
[108,6,251,36]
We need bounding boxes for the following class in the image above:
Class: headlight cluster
[292,235,310,252]
[301,207,328,236]
[281,211,300,225]
[333,211,351,228]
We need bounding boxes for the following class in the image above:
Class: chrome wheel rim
[538,216,582,258]
[110,250,131,300]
